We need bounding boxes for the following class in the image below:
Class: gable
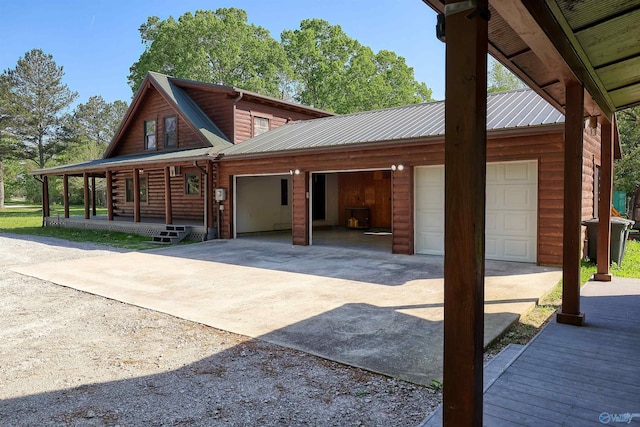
[110,87,211,158]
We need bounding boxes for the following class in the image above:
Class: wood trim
[63,175,69,218]
[595,119,613,280]
[83,173,90,220]
[164,167,173,224]
[442,1,488,424]
[106,171,114,221]
[133,169,140,223]
[91,176,97,216]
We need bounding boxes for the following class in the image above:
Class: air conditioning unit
[169,166,180,177]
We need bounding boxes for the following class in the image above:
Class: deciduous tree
[614,106,640,200]
[487,58,526,93]
[129,8,289,98]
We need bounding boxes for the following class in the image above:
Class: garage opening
[310,170,392,252]
[235,174,293,242]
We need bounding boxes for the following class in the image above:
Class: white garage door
[415,161,538,263]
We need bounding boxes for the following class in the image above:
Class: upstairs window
[144,120,156,150]
[185,173,200,195]
[164,116,177,148]
[253,116,270,136]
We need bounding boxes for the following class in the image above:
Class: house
[216,88,612,266]
[34,75,614,266]
[33,71,331,239]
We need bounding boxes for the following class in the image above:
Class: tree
[129,8,289,98]
[61,96,128,162]
[281,19,433,113]
[5,49,77,169]
[0,73,19,208]
[614,106,640,199]
[487,58,526,93]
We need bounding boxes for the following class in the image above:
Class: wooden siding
[110,165,207,222]
[582,127,602,258]
[337,171,391,229]
[181,89,234,142]
[112,88,208,157]
[392,165,414,255]
[234,99,325,144]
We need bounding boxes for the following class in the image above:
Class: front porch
[43,215,208,241]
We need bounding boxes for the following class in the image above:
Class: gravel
[0,234,441,426]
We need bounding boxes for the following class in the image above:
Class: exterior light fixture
[587,116,598,136]
[289,169,300,175]
[391,164,404,171]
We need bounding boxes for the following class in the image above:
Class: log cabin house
[34,74,617,265]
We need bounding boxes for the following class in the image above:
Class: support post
[63,175,69,218]
[595,119,613,281]
[83,173,90,220]
[442,1,488,425]
[133,168,140,223]
[292,171,310,246]
[106,171,114,221]
[207,161,215,238]
[557,82,585,325]
[164,167,173,224]
[42,175,50,219]
[91,176,97,217]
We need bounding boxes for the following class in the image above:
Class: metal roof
[147,72,231,149]
[221,89,564,157]
[33,147,216,176]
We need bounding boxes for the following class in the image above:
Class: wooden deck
[423,276,640,426]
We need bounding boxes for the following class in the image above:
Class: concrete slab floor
[12,238,561,385]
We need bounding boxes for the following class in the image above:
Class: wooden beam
[63,175,69,218]
[164,167,173,224]
[595,119,613,281]
[83,173,90,220]
[42,176,50,219]
[91,176,97,217]
[133,169,140,223]
[207,161,215,232]
[443,1,488,425]
[557,82,585,326]
[292,171,309,246]
[106,171,114,221]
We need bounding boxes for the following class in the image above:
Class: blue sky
[0,0,445,107]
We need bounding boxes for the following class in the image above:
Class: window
[144,120,156,150]
[281,179,288,206]
[164,116,177,148]
[185,173,200,195]
[253,116,270,136]
[125,177,148,203]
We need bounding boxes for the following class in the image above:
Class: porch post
[63,175,70,218]
[106,171,114,221]
[442,1,488,425]
[133,168,140,223]
[164,167,173,224]
[42,175,50,219]
[595,119,613,281]
[292,171,309,245]
[557,81,585,326]
[83,172,90,220]
[207,161,215,237]
[91,176,97,217]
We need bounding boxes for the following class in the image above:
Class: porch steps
[150,225,191,245]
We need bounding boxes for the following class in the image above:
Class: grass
[487,239,640,353]
[0,202,160,251]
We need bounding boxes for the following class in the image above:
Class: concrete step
[150,225,190,245]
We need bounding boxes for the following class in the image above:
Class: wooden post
[42,175,50,219]
[133,168,140,223]
[164,167,173,224]
[292,171,310,246]
[595,119,613,281]
[83,173,90,220]
[63,175,69,218]
[557,82,585,325]
[442,1,488,425]
[207,161,215,234]
[106,171,114,221]
[91,176,97,217]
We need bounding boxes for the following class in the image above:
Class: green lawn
[0,202,158,250]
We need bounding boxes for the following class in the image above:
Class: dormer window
[253,116,270,136]
[144,120,156,150]
[164,116,177,148]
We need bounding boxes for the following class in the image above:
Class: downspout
[232,91,243,143]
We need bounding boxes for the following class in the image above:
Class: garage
[415,160,538,263]
[235,175,293,235]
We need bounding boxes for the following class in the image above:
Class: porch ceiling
[421,0,640,118]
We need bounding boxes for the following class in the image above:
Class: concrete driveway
[12,238,561,385]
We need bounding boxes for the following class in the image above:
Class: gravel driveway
[0,234,440,426]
